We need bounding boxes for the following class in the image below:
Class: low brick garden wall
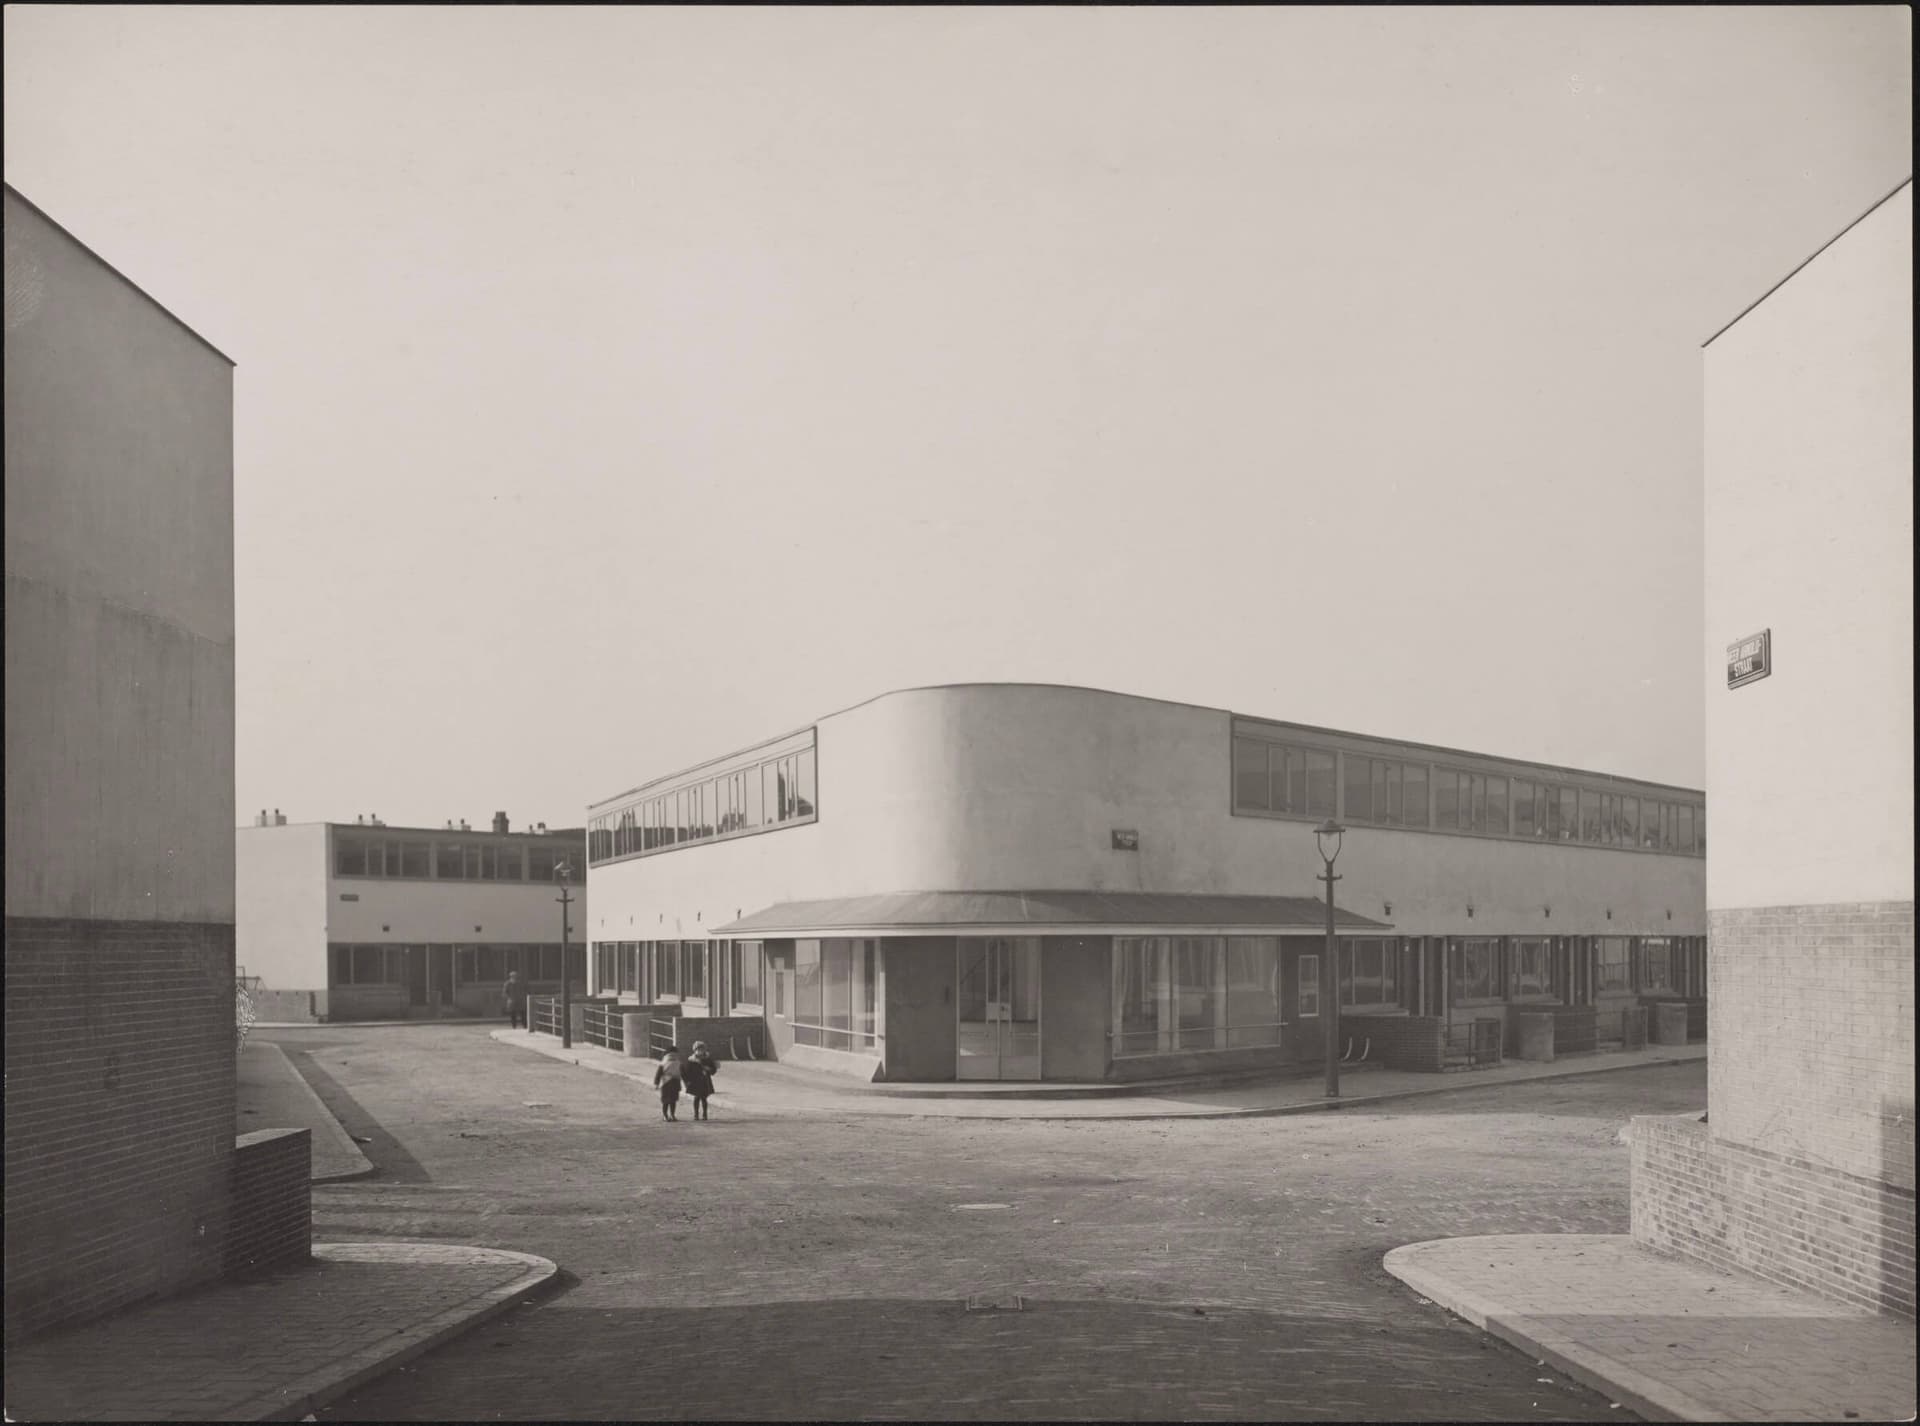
[226,1128,311,1279]
[1341,1014,1443,1072]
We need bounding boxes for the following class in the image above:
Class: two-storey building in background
[582,683,1707,1083]
[237,813,586,1021]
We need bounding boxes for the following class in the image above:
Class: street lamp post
[557,861,575,1049]
[1315,819,1346,1099]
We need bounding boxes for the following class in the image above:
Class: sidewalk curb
[487,1027,1704,1121]
[235,1244,559,1422]
[252,1041,377,1182]
[1383,1241,1716,1423]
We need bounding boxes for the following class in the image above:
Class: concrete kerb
[1383,1242,1717,1423]
[234,1244,558,1423]
[251,1040,376,1183]
[488,1027,1704,1121]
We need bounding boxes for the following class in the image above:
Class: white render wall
[1703,184,1914,913]
[235,824,328,988]
[4,188,236,925]
[589,684,1705,945]
[326,870,584,946]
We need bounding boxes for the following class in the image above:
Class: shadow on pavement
[316,1296,1622,1422]
[279,1046,435,1184]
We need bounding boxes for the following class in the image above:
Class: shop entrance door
[956,937,1040,1080]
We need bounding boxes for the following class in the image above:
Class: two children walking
[652,1040,719,1122]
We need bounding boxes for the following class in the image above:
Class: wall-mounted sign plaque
[1727,629,1772,689]
[1111,829,1139,851]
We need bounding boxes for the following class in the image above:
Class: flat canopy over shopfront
[714,890,1393,938]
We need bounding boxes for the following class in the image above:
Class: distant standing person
[683,1040,719,1120]
[503,969,527,1029]
[654,1045,684,1122]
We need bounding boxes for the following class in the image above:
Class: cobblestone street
[277,1024,1708,1421]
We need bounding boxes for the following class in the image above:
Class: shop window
[1298,954,1320,1018]
[1595,937,1632,993]
[1511,938,1552,998]
[1112,937,1168,1055]
[1452,939,1500,1001]
[1173,936,1223,1049]
[793,940,823,1036]
[684,942,707,1002]
[1340,938,1401,1008]
[731,940,765,1009]
[1640,938,1672,992]
[1225,937,1281,1046]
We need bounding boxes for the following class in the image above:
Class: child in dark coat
[653,1047,684,1122]
[682,1041,720,1120]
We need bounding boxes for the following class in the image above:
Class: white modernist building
[584,683,1707,1083]
[1632,178,1913,1318]
[236,812,587,1021]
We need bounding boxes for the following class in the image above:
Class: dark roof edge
[1702,176,1913,350]
[4,183,238,368]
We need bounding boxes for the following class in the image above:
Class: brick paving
[1385,1234,1917,1422]
[2,1243,556,1422]
[218,1024,1726,1420]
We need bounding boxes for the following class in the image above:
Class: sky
[3,6,1910,831]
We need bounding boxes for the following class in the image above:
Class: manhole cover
[965,1293,1025,1311]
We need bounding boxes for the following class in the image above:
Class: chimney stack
[256,809,267,827]
[493,811,509,835]
[274,809,286,826]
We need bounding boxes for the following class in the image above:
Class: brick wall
[1633,1112,1916,1318]
[3,917,237,1344]
[225,1128,312,1277]
[248,988,318,1022]
[1342,1014,1443,1071]
[1709,901,1914,1193]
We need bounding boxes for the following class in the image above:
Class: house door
[407,946,428,1007]
[431,945,454,1010]
[956,937,1041,1080]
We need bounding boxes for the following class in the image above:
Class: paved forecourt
[1386,1234,1917,1423]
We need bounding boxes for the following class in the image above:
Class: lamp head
[1313,819,1346,864]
